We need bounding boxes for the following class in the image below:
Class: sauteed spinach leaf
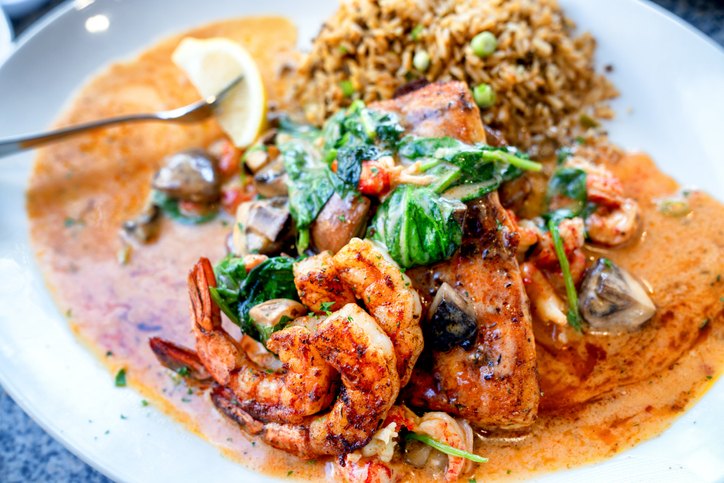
[543,167,591,224]
[209,255,300,345]
[398,136,540,201]
[541,166,593,331]
[322,100,404,187]
[277,120,337,251]
[370,185,464,269]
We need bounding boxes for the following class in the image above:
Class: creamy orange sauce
[26,18,724,483]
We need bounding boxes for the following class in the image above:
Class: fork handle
[0,113,162,158]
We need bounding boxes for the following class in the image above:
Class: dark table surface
[1,0,724,482]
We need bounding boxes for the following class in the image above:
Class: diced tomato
[331,159,338,173]
[358,160,390,196]
[178,200,211,217]
[221,184,256,215]
[210,138,242,178]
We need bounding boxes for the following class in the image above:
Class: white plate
[0,1,723,482]
[0,4,12,60]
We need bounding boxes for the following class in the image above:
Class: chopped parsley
[114,368,127,387]
[177,366,191,377]
[320,301,337,315]
[404,431,488,463]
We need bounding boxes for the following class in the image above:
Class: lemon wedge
[172,37,266,148]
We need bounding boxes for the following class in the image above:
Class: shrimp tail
[189,257,222,333]
[211,384,319,459]
[211,384,264,435]
[148,337,212,383]
[189,258,244,388]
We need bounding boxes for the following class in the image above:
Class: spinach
[279,105,403,251]
[556,146,573,165]
[541,166,592,331]
[152,190,216,224]
[398,135,541,173]
[543,167,589,223]
[208,254,247,326]
[548,219,582,331]
[277,121,338,251]
[370,185,464,269]
[398,136,540,201]
[238,257,300,345]
[209,255,300,347]
[322,100,404,187]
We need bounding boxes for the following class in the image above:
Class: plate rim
[1,1,723,482]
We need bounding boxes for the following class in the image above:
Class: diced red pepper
[210,138,242,178]
[221,184,256,215]
[178,200,211,217]
[358,160,390,196]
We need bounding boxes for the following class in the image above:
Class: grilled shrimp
[334,456,398,483]
[585,198,640,246]
[149,337,213,382]
[332,238,424,387]
[529,217,585,268]
[521,262,567,327]
[308,303,400,454]
[189,258,338,424]
[567,157,641,246]
[417,412,474,483]
[294,251,357,314]
[212,303,400,458]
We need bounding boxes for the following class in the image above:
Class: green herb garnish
[404,431,488,463]
[319,301,337,315]
[548,219,581,331]
[115,368,127,387]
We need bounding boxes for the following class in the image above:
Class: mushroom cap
[578,258,656,335]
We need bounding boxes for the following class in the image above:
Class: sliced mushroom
[403,439,433,468]
[248,299,307,334]
[151,148,221,203]
[578,258,656,334]
[232,197,294,256]
[310,192,372,254]
[121,203,161,243]
[244,148,272,173]
[242,128,281,174]
[427,283,478,352]
[254,157,288,198]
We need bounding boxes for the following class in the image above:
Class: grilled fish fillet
[372,81,540,429]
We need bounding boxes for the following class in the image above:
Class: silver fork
[0,75,244,159]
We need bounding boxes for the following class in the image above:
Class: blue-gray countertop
[1,0,723,481]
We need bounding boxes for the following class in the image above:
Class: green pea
[413,50,430,72]
[471,31,497,58]
[340,80,355,98]
[411,24,424,42]
[473,83,496,109]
